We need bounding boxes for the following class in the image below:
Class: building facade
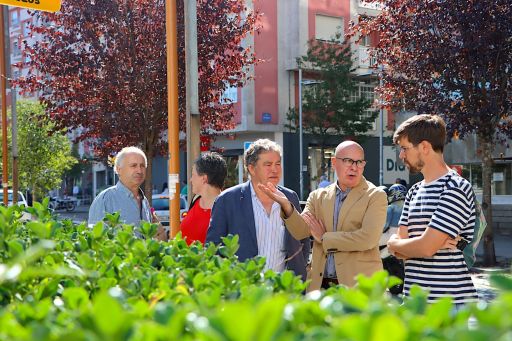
[209,0,398,198]
[8,3,510,199]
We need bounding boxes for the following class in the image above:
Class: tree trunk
[478,134,496,266]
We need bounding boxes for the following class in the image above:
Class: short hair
[114,146,147,174]
[244,139,282,172]
[393,114,446,153]
[194,152,227,189]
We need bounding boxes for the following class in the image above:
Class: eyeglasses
[398,145,415,153]
[336,157,366,168]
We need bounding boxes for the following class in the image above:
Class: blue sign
[244,141,252,151]
[262,112,272,123]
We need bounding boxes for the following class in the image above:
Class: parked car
[152,194,188,226]
[0,190,31,221]
[0,190,28,207]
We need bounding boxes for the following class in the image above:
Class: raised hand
[257,182,294,216]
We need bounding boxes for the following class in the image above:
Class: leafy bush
[0,201,511,340]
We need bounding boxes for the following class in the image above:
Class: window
[358,0,383,10]
[23,21,31,37]
[315,15,343,42]
[11,10,19,27]
[12,41,21,56]
[351,83,378,129]
[361,35,372,47]
[220,85,237,104]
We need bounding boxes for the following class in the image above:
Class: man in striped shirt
[387,114,478,304]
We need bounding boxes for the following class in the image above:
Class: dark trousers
[321,277,339,289]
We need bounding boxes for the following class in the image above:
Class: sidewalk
[54,204,89,224]
[472,231,512,302]
[475,231,512,267]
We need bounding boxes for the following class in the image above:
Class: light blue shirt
[250,183,286,272]
[88,181,151,228]
[384,200,404,231]
[325,184,350,279]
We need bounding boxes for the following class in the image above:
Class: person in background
[317,174,331,189]
[380,184,407,295]
[396,177,408,188]
[88,146,152,230]
[180,152,227,245]
[161,182,168,194]
[180,180,188,197]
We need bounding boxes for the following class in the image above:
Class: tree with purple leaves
[350,0,512,266]
[16,0,259,198]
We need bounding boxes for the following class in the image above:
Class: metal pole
[0,6,8,205]
[6,11,17,204]
[298,68,304,200]
[185,0,200,206]
[11,88,17,204]
[166,0,181,238]
[378,66,384,186]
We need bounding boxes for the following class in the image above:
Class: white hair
[114,146,147,174]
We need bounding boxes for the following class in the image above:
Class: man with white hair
[88,146,152,227]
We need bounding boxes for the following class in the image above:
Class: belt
[321,277,339,289]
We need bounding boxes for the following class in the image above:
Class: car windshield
[153,198,169,210]
[0,190,23,203]
[0,193,14,201]
[153,197,186,210]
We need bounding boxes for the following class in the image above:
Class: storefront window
[461,163,511,195]
[307,146,336,196]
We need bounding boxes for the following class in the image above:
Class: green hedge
[0,201,511,340]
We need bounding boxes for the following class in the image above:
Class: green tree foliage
[286,31,374,173]
[16,101,77,200]
[350,0,512,266]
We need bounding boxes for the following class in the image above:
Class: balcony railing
[358,46,377,68]
[358,0,383,10]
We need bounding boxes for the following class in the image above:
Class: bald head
[332,141,366,191]
[335,141,364,159]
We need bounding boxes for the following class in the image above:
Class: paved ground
[56,204,511,302]
[54,204,89,224]
[471,235,512,302]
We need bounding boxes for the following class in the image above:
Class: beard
[404,159,424,174]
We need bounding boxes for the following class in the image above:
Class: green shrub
[0,202,511,340]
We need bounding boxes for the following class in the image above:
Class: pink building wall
[253,0,279,125]
[308,0,350,40]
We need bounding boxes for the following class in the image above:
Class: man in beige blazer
[259,141,387,291]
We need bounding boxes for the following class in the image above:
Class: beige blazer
[283,177,387,291]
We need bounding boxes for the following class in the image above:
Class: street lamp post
[165,0,181,237]
[378,65,384,186]
[298,68,304,200]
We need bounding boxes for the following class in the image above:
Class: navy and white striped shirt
[399,171,478,304]
[250,183,286,272]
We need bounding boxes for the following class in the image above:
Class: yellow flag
[0,0,61,13]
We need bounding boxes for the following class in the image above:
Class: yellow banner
[0,0,61,13]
